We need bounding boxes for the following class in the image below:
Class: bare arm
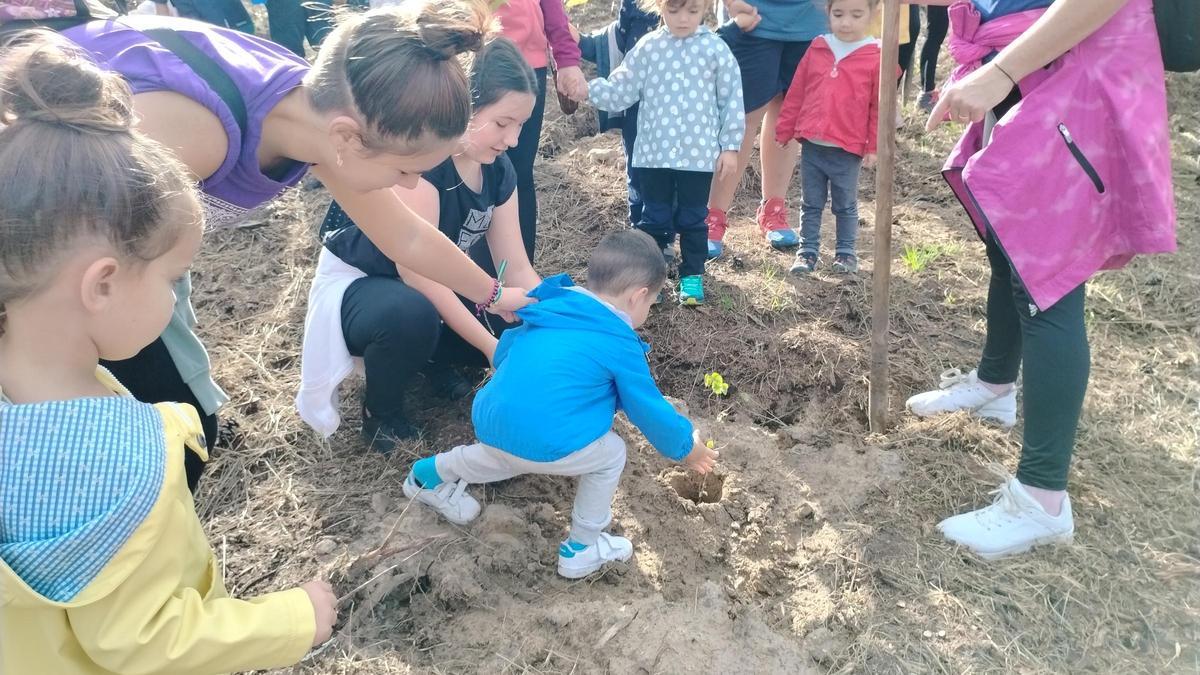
[484,191,541,291]
[392,180,499,362]
[928,0,1130,129]
[313,165,530,312]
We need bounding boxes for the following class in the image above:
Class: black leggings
[101,338,217,493]
[920,6,949,93]
[505,67,548,262]
[340,275,514,423]
[976,235,1090,491]
[897,4,921,82]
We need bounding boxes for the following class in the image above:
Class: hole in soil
[669,472,726,505]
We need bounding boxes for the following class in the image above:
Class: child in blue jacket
[403,231,719,579]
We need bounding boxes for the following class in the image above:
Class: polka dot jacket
[587,26,746,173]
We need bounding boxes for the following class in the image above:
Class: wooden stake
[869,0,902,433]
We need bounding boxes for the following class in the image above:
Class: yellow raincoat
[0,370,315,674]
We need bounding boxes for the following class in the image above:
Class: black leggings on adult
[340,267,515,425]
[505,67,548,262]
[920,6,949,93]
[976,231,1089,492]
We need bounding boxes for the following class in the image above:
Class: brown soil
[191,6,1199,673]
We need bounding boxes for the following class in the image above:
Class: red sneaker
[756,197,798,249]
[705,207,728,259]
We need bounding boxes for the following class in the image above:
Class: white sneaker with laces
[557,533,634,579]
[403,473,481,525]
[938,476,1074,560]
[905,368,1017,427]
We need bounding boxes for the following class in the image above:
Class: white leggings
[434,431,627,545]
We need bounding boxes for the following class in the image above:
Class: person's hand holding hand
[715,150,739,181]
[556,65,589,103]
[729,1,761,32]
[926,62,1015,132]
[300,579,337,647]
[682,440,719,474]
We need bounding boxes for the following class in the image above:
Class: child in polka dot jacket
[587,0,745,306]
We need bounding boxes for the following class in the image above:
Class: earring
[336,152,344,168]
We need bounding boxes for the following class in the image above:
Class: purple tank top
[63,17,311,227]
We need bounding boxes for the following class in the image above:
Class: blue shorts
[721,29,811,113]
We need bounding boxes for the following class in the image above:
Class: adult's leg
[264,0,306,57]
[797,142,829,257]
[674,170,713,278]
[897,4,920,83]
[506,67,548,261]
[217,0,254,33]
[1013,281,1089,492]
[102,339,216,493]
[637,168,677,251]
[759,95,802,204]
[921,6,949,93]
[340,276,441,425]
[708,104,769,212]
[976,236,1024,387]
[760,39,811,204]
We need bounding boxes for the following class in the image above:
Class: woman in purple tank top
[18,0,534,490]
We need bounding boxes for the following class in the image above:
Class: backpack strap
[140,26,248,138]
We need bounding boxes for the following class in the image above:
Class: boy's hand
[863,153,877,169]
[682,441,719,474]
[715,151,738,181]
[301,579,338,647]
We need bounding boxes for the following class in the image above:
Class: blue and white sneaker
[557,533,634,579]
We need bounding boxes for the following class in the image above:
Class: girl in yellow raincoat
[0,36,336,674]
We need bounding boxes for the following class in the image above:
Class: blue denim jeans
[799,140,862,258]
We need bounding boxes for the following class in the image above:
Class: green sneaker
[679,275,704,306]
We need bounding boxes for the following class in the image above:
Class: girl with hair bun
[24,0,534,491]
[0,40,337,674]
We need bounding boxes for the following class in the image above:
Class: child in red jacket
[775,0,885,274]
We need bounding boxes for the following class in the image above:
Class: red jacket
[775,36,891,157]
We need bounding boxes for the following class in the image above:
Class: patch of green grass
[901,242,962,272]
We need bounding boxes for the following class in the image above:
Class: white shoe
[905,368,1017,427]
[556,533,633,579]
[938,476,1074,560]
[403,473,481,525]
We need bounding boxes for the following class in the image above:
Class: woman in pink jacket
[494,0,585,260]
[908,0,1176,559]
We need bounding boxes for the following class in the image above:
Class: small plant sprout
[704,371,730,396]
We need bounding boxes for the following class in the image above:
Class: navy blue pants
[638,168,711,278]
[506,67,548,261]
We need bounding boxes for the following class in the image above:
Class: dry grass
[188,6,1199,673]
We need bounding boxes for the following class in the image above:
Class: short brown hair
[306,0,492,153]
[0,33,201,336]
[587,231,668,296]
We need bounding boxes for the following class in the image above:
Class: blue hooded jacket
[472,275,693,463]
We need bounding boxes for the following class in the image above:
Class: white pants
[434,431,627,545]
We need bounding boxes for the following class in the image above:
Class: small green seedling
[704,371,730,396]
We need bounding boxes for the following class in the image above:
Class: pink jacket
[943,0,1176,310]
[495,0,581,70]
